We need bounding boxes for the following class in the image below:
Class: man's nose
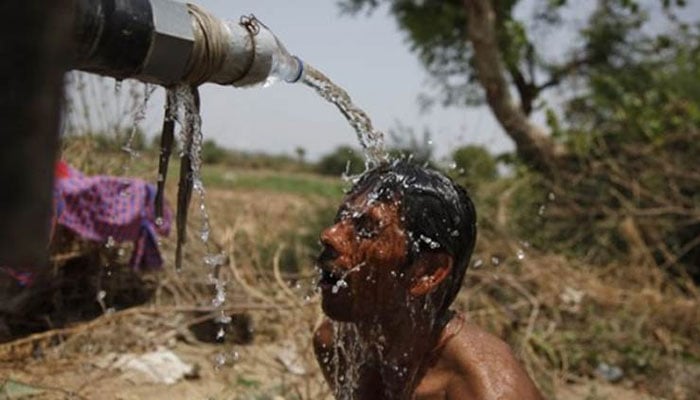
[319,222,350,260]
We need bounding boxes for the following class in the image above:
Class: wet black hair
[347,159,477,314]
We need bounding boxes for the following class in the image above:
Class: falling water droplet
[516,249,526,260]
[331,278,348,294]
[491,256,501,266]
[548,192,556,201]
[216,314,232,324]
[538,205,546,216]
[214,353,226,370]
[211,280,226,307]
[105,236,115,249]
[216,327,225,340]
[473,259,484,268]
[204,253,227,268]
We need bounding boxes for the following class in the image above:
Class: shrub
[450,145,498,190]
[315,146,364,176]
[201,139,227,164]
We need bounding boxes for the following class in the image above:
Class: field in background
[0,140,698,399]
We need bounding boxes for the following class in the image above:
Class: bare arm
[444,323,544,400]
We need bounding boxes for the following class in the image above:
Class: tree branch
[463,0,565,174]
[508,65,537,116]
[536,55,593,92]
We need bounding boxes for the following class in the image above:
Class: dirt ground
[0,338,662,400]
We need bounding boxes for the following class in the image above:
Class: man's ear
[409,252,453,297]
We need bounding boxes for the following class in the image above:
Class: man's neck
[351,306,451,398]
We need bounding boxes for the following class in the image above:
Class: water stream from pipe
[167,85,231,365]
[301,65,388,169]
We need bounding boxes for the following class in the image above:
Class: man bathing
[314,160,543,399]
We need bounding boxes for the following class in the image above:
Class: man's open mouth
[319,266,341,287]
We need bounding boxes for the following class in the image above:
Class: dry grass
[456,224,700,399]
[1,145,698,399]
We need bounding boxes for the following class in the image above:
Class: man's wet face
[317,192,410,321]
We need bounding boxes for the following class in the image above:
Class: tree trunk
[0,2,72,271]
[463,0,565,175]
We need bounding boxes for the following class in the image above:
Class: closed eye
[354,215,379,239]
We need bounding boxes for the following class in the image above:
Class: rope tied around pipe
[184,3,228,86]
[239,14,261,36]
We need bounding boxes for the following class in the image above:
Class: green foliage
[201,139,227,164]
[532,18,700,270]
[340,0,693,115]
[343,0,700,274]
[201,166,345,199]
[315,145,365,176]
[564,28,700,149]
[449,145,498,190]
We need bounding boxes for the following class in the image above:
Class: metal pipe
[71,0,304,87]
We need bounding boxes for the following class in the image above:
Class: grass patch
[201,166,346,199]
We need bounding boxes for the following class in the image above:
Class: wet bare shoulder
[442,322,543,400]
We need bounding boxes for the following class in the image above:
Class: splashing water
[173,84,211,246]
[204,252,229,348]
[121,83,156,161]
[301,65,387,168]
[331,278,348,294]
[331,322,368,400]
[169,86,232,351]
[214,352,227,370]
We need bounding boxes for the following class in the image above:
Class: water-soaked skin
[314,191,543,400]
